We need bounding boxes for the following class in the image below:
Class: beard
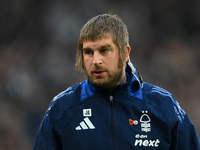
[86,65,124,90]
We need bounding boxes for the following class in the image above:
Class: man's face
[82,34,128,89]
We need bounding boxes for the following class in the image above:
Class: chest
[58,95,171,150]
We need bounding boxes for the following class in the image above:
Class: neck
[119,67,127,84]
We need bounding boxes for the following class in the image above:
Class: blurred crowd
[0,0,200,149]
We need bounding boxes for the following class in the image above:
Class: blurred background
[0,0,200,149]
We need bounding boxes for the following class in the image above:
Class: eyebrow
[100,44,112,50]
[82,44,112,51]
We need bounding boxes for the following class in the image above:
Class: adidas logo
[75,117,95,130]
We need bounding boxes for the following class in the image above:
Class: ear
[125,45,131,61]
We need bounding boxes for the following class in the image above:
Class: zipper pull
[110,95,113,102]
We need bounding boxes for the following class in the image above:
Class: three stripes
[75,117,95,130]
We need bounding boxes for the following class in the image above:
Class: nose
[92,52,102,65]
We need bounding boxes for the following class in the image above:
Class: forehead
[82,34,116,48]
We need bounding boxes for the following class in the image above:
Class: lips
[92,70,105,77]
[93,71,103,73]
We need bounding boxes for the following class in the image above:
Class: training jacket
[33,63,200,150]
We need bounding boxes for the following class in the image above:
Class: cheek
[107,58,119,70]
[83,58,91,71]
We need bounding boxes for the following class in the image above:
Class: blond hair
[76,13,129,72]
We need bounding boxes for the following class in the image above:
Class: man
[33,14,200,150]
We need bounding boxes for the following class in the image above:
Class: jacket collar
[80,62,143,101]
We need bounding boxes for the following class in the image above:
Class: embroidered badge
[140,111,151,132]
[83,108,92,117]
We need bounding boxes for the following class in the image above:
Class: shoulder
[143,82,173,102]
[46,83,82,116]
[52,83,81,108]
[143,82,186,125]
[46,79,95,114]
[40,83,83,131]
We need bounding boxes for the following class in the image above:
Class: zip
[109,95,116,150]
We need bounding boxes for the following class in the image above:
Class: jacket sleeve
[170,100,200,150]
[33,102,62,150]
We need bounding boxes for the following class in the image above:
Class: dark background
[0,0,200,149]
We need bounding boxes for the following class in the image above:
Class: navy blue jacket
[33,63,200,150]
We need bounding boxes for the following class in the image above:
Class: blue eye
[84,50,93,55]
[101,49,108,53]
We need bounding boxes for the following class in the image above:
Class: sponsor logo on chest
[129,110,161,147]
[134,134,160,147]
